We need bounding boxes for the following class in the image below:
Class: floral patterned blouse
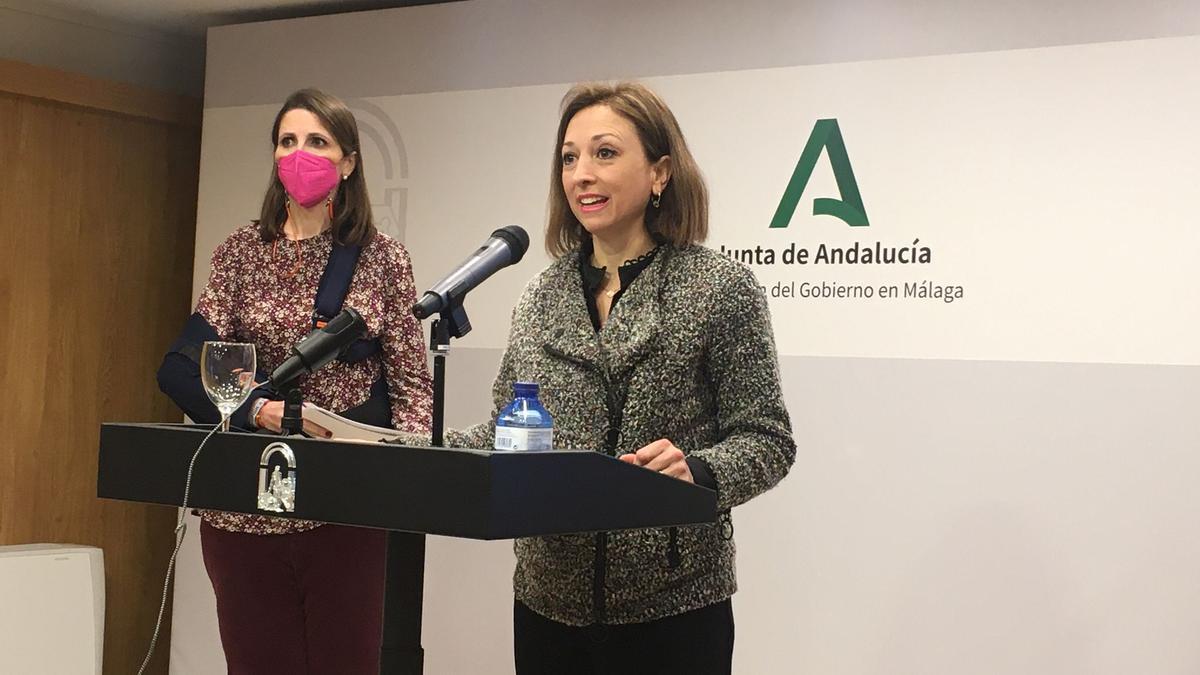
[194,224,433,534]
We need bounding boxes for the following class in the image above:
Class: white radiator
[0,544,105,674]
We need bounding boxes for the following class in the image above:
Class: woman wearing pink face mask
[157,88,432,673]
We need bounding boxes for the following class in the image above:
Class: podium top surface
[97,423,717,540]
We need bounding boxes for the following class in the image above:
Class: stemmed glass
[200,341,257,432]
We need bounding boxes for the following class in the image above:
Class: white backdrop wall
[172,1,1200,673]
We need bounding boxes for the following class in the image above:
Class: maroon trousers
[200,521,387,674]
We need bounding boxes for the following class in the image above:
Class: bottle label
[494,426,553,451]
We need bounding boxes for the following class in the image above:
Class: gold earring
[652,192,661,208]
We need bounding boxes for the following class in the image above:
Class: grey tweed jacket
[446,242,795,626]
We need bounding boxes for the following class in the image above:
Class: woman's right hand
[255,400,332,438]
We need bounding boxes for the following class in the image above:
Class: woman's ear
[339,151,358,180]
[651,155,673,195]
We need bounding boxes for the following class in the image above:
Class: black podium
[97,422,717,674]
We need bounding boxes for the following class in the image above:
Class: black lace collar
[579,236,661,295]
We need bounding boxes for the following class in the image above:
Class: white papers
[301,403,406,443]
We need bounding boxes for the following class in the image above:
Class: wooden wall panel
[0,58,201,126]
[0,89,198,674]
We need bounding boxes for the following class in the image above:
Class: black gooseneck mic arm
[268,307,368,436]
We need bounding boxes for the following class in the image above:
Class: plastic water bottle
[494,382,554,451]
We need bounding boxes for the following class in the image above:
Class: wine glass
[200,341,257,432]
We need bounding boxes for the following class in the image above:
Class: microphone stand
[429,301,471,447]
[379,300,471,675]
[278,380,305,437]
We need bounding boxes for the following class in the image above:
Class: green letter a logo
[769,118,869,228]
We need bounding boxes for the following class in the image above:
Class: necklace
[271,237,304,278]
[599,272,621,298]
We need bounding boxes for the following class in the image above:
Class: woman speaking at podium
[157,88,433,673]
[445,82,796,675]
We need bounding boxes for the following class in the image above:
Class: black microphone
[270,307,367,388]
[412,225,529,320]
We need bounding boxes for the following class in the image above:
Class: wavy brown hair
[545,82,708,258]
[256,88,376,246]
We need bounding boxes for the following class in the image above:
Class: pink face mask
[277,150,340,208]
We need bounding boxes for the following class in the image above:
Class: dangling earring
[652,191,661,208]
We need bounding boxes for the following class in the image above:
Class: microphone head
[323,306,365,334]
[410,225,530,321]
[491,225,529,263]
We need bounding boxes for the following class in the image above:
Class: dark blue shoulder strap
[313,243,381,363]
[313,243,363,326]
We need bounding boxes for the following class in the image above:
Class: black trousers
[514,599,734,675]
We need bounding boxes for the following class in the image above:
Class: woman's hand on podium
[255,400,332,438]
[619,439,694,483]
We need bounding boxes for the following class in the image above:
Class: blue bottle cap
[513,381,539,397]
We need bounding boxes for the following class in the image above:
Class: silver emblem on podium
[257,442,297,513]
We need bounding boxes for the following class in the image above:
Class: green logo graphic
[769,118,869,228]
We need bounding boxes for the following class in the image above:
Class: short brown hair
[256,88,376,246]
[545,82,708,257]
